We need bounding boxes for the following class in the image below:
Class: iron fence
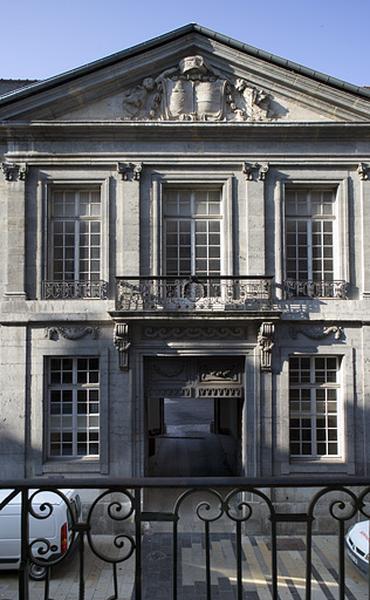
[1,476,370,600]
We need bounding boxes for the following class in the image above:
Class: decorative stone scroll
[143,326,245,339]
[257,321,275,371]
[113,323,131,370]
[45,326,99,341]
[122,55,276,122]
[357,163,369,181]
[2,162,27,182]
[242,162,269,181]
[117,162,142,181]
[289,325,344,341]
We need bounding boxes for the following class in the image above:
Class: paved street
[0,534,367,599]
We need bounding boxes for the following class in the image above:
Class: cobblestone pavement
[0,534,367,599]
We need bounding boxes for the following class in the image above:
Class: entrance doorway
[144,357,244,477]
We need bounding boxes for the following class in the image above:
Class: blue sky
[3,0,369,86]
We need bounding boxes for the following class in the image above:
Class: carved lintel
[2,162,27,182]
[289,325,345,341]
[113,323,131,370]
[117,162,142,181]
[357,163,369,181]
[257,321,275,371]
[45,326,99,341]
[242,161,269,181]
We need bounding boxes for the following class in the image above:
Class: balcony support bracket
[113,322,131,371]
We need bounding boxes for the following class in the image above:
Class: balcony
[284,280,349,299]
[1,476,370,599]
[115,276,275,314]
[42,280,109,300]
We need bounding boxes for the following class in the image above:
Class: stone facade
[0,24,370,501]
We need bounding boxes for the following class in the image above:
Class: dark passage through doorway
[145,357,244,477]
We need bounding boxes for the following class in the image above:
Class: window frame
[283,186,339,295]
[41,178,110,299]
[278,344,355,475]
[151,174,235,278]
[46,356,101,459]
[163,187,224,278]
[289,355,341,459]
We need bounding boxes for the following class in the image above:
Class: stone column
[2,162,27,299]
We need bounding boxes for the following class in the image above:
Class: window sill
[281,458,354,475]
[43,458,101,474]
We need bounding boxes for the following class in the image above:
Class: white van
[0,489,81,580]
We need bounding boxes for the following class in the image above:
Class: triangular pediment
[0,25,369,123]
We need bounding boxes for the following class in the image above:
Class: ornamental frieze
[122,55,278,122]
[143,326,246,339]
[45,326,99,341]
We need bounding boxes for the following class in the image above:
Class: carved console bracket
[45,326,99,341]
[257,321,275,372]
[357,163,369,181]
[114,323,131,370]
[242,162,269,181]
[117,162,142,181]
[2,162,27,182]
[289,325,344,341]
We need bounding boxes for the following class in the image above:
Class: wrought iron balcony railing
[1,476,370,600]
[284,279,349,299]
[42,280,109,300]
[115,276,274,312]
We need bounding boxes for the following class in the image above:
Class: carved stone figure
[122,55,276,122]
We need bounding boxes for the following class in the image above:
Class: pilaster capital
[2,161,27,182]
[357,162,369,181]
[242,161,269,182]
[117,161,142,181]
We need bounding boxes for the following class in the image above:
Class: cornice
[1,121,370,144]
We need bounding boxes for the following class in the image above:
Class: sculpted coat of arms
[122,55,275,122]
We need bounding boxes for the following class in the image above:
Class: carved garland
[289,325,345,341]
[45,326,99,341]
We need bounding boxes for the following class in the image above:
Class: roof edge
[0,23,369,107]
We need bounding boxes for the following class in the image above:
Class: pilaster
[117,162,141,276]
[359,163,370,296]
[243,162,268,275]
[2,162,27,299]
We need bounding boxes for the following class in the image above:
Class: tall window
[49,188,102,285]
[285,189,336,296]
[47,357,100,458]
[289,356,340,458]
[164,189,222,277]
